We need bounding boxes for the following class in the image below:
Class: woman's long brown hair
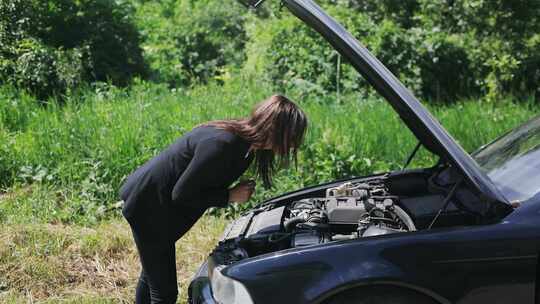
[201,95,308,188]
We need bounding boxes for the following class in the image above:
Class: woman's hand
[228,180,256,203]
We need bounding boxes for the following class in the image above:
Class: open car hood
[241,0,508,205]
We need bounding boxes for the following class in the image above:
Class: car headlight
[211,266,254,304]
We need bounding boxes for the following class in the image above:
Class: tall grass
[1,77,538,225]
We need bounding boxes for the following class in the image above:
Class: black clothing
[120,125,253,221]
[130,202,207,304]
[119,126,253,304]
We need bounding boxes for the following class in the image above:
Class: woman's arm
[171,137,233,207]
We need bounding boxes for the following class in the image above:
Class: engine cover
[326,198,366,224]
[246,206,285,237]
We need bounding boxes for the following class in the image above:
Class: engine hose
[284,216,306,232]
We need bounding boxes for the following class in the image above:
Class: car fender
[223,232,454,304]
[311,281,450,304]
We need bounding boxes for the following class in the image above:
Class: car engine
[285,180,416,246]
[212,178,419,265]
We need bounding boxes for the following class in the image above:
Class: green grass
[0,215,227,304]
[1,76,538,225]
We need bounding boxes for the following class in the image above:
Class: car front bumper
[188,261,217,304]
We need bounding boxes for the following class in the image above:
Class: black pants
[124,203,206,304]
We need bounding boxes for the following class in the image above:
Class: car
[188,0,540,303]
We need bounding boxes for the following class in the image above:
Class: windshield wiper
[402,142,422,170]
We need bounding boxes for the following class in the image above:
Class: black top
[119,125,253,221]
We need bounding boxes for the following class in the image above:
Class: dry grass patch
[0,215,227,303]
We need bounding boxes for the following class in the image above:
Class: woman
[119,94,308,304]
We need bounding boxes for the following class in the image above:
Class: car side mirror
[237,0,266,8]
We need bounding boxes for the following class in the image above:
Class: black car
[189,0,540,303]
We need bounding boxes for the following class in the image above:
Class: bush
[248,0,540,102]
[418,0,540,100]
[258,7,422,98]
[343,0,420,29]
[133,0,247,87]
[0,0,146,99]
[415,32,475,101]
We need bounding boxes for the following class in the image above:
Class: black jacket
[119,125,253,223]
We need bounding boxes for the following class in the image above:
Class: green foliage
[133,0,246,87]
[250,0,540,102]
[417,0,540,100]
[258,7,422,98]
[337,0,420,29]
[260,7,361,95]
[0,0,146,99]
[2,0,537,102]
[415,32,472,101]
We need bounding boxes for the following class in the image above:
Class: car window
[472,115,540,202]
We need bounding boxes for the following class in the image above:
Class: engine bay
[285,180,416,244]
[211,167,507,266]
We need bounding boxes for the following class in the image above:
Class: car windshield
[472,115,540,203]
